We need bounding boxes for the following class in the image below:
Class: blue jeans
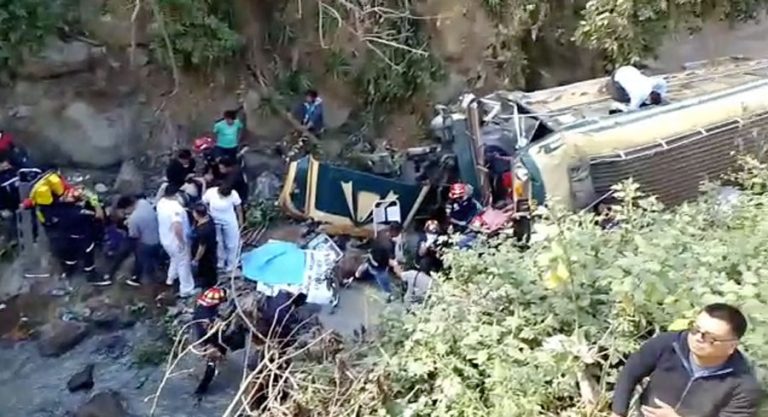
[356,263,392,294]
[134,243,161,282]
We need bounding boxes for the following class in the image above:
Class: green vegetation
[275,159,768,416]
[151,0,243,70]
[0,0,65,79]
[574,0,768,65]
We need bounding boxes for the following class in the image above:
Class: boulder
[112,160,144,195]
[74,391,128,417]
[19,38,105,79]
[11,98,144,168]
[67,364,95,392]
[37,320,89,357]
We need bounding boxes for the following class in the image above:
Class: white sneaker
[165,277,176,286]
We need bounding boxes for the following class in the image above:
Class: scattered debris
[67,364,95,393]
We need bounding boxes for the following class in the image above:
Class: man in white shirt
[156,185,195,297]
[608,65,668,112]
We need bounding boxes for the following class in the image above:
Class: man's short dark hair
[115,195,137,210]
[178,149,192,160]
[218,156,236,168]
[703,303,748,339]
[389,221,403,235]
[649,91,662,105]
[164,184,180,197]
[305,89,318,99]
[192,202,208,217]
[223,110,237,120]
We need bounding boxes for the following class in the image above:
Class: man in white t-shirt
[156,185,195,297]
[202,185,243,273]
[608,65,668,113]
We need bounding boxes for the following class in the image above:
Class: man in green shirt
[212,110,244,161]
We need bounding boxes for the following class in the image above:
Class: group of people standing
[108,111,249,297]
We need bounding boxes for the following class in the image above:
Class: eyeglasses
[688,323,739,345]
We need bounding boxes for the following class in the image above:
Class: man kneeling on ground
[611,303,763,417]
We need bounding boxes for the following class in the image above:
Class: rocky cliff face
[2,0,768,169]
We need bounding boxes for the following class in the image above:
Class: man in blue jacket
[294,89,324,136]
[612,303,763,417]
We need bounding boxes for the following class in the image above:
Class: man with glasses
[611,303,763,417]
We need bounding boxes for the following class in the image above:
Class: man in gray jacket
[612,303,763,417]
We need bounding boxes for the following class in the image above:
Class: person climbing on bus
[446,183,482,233]
[608,65,668,113]
[294,89,324,137]
[213,109,244,161]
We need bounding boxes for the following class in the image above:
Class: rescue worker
[416,219,444,273]
[212,110,244,161]
[191,203,218,290]
[608,65,668,113]
[446,183,483,233]
[45,188,110,285]
[157,184,196,298]
[294,89,324,136]
[192,286,229,395]
[201,184,243,274]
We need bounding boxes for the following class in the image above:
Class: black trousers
[52,234,96,274]
[195,260,218,290]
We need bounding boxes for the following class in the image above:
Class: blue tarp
[241,241,306,285]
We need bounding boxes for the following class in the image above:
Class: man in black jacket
[612,303,763,417]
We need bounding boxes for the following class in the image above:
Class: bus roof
[502,56,768,131]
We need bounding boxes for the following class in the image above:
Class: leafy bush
[0,0,64,78]
[283,161,768,416]
[151,0,243,70]
[574,0,768,65]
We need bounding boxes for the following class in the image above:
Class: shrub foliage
[286,160,768,416]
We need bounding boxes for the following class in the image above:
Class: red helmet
[449,183,468,200]
[193,135,215,154]
[197,287,227,307]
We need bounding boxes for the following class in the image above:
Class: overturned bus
[434,57,768,211]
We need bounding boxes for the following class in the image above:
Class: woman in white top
[202,184,244,273]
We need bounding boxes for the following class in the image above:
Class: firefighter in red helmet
[445,183,482,233]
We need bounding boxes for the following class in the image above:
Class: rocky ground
[0,262,389,417]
